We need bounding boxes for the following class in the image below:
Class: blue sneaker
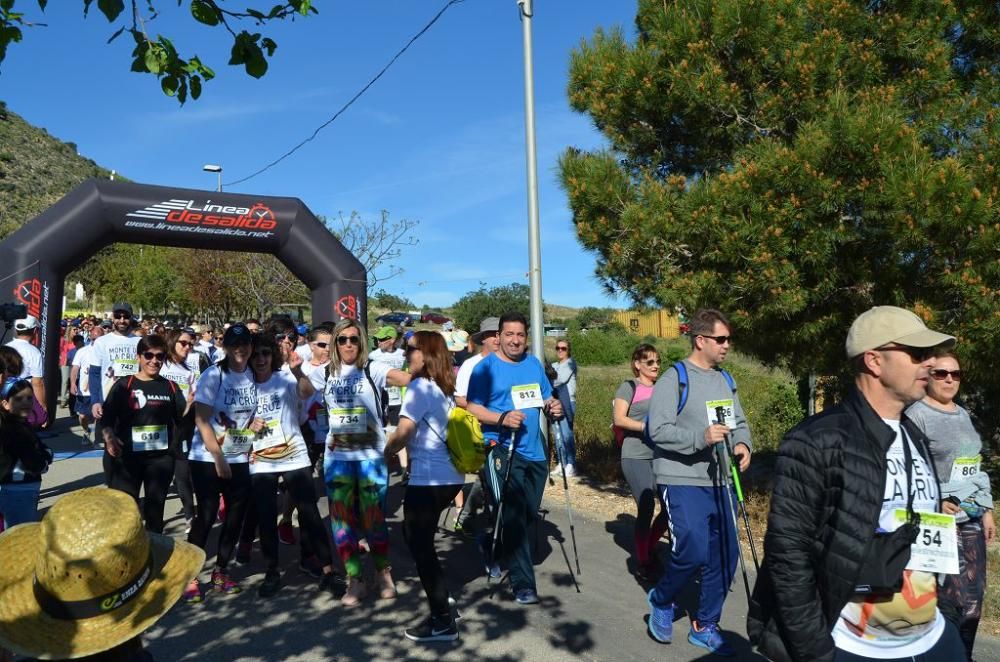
[514,588,539,605]
[688,621,734,657]
[477,533,501,579]
[646,589,673,643]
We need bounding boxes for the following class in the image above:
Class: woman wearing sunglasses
[550,339,578,477]
[161,328,200,531]
[907,350,994,659]
[385,330,463,641]
[99,334,187,534]
[247,333,341,598]
[0,377,53,530]
[613,343,669,582]
[301,318,410,607]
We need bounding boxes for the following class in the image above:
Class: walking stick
[550,416,582,581]
[715,407,753,603]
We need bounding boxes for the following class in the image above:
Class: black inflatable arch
[0,179,367,413]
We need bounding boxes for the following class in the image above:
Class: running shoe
[513,588,539,605]
[687,621,734,657]
[448,596,462,622]
[564,464,577,478]
[404,614,459,643]
[258,569,281,598]
[235,541,252,565]
[277,520,296,545]
[341,577,367,608]
[319,571,347,598]
[182,579,203,604]
[211,568,241,595]
[376,568,396,600]
[646,590,673,644]
[299,556,323,579]
[549,464,562,476]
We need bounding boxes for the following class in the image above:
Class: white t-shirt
[159,360,197,398]
[188,365,257,465]
[455,352,486,399]
[323,361,391,461]
[249,372,311,474]
[92,333,141,398]
[295,343,313,363]
[72,345,96,397]
[302,361,330,443]
[398,377,464,486]
[185,352,205,384]
[832,419,944,657]
[368,348,406,406]
[6,338,43,379]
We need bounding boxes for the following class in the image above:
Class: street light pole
[202,164,222,192]
[518,0,545,365]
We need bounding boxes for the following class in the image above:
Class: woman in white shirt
[385,330,463,642]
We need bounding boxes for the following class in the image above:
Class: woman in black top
[101,335,186,533]
[0,377,53,529]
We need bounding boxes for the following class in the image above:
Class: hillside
[0,102,115,239]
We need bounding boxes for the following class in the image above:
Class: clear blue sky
[1,1,638,310]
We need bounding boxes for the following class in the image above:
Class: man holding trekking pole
[645,308,752,656]
[466,311,562,606]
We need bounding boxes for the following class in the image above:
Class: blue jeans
[0,481,41,527]
[556,400,576,467]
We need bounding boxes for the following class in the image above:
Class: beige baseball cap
[845,306,955,358]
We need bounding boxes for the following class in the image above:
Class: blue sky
[1,1,638,310]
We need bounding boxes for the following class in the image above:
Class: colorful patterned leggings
[324,457,389,577]
[940,519,987,660]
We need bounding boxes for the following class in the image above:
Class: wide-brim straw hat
[0,487,204,660]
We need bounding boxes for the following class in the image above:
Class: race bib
[387,385,402,406]
[220,428,254,456]
[131,425,168,452]
[329,407,367,434]
[950,456,981,483]
[511,383,544,410]
[706,399,736,429]
[894,509,959,574]
[112,358,139,378]
[252,419,287,453]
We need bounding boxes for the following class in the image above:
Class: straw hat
[0,487,204,660]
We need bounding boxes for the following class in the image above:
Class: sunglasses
[700,335,732,345]
[312,341,329,349]
[556,346,569,351]
[337,335,360,346]
[252,349,273,359]
[274,333,296,342]
[930,368,962,381]
[642,359,661,367]
[177,340,193,348]
[876,345,934,363]
[113,313,132,320]
[404,345,418,355]
[142,351,165,361]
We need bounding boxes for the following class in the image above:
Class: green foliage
[572,350,803,483]
[572,305,618,330]
[371,289,414,312]
[561,0,1000,416]
[1,1,318,103]
[450,283,530,333]
[567,327,643,366]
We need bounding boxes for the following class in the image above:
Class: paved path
[27,409,1000,661]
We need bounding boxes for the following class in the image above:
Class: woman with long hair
[160,327,198,531]
[183,322,257,602]
[100,334,187,534]
[247,333,342,597]
[907,350,994,660]
[0,377,53,529]
[550,338,578,476]
[385,330,463,641]
[613,343,668,581]
[301,318,410,607]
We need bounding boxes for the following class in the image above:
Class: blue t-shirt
[467,352,552,462]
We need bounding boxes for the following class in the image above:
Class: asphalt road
[27,408,1000,661]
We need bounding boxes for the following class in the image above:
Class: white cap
[14,315,39,332]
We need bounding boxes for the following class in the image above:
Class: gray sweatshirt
[906,399,993,519]
[647,359,752,487]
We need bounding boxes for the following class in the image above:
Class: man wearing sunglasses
[645,308,752,655]
[89,303,141,433]
[749,306,964,662]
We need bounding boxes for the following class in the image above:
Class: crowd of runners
[0,302,993,661]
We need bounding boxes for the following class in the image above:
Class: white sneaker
[549,464,562,476]
[564,464,577,477]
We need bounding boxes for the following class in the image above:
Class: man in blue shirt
[466,311,562,605]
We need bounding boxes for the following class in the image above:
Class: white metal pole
[519,0,545,364]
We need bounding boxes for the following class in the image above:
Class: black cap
[222,323,251,346]
[112,302,134,316]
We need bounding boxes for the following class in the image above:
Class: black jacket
[746,387,940,662]
[0,417,53,484]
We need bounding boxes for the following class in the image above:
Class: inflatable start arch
[0,178,367,412]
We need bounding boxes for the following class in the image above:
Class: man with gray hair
[748,306,965,661]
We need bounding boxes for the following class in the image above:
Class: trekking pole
[549,416,582,581]
[714,407,753,603]
[488,417,517,589]
[716,407,761,571]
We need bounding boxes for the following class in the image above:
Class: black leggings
[105,451,176,534]
[403,483,462,617]
[252,467,332,570]
[172,456,195,520]
[188,461,251,570]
